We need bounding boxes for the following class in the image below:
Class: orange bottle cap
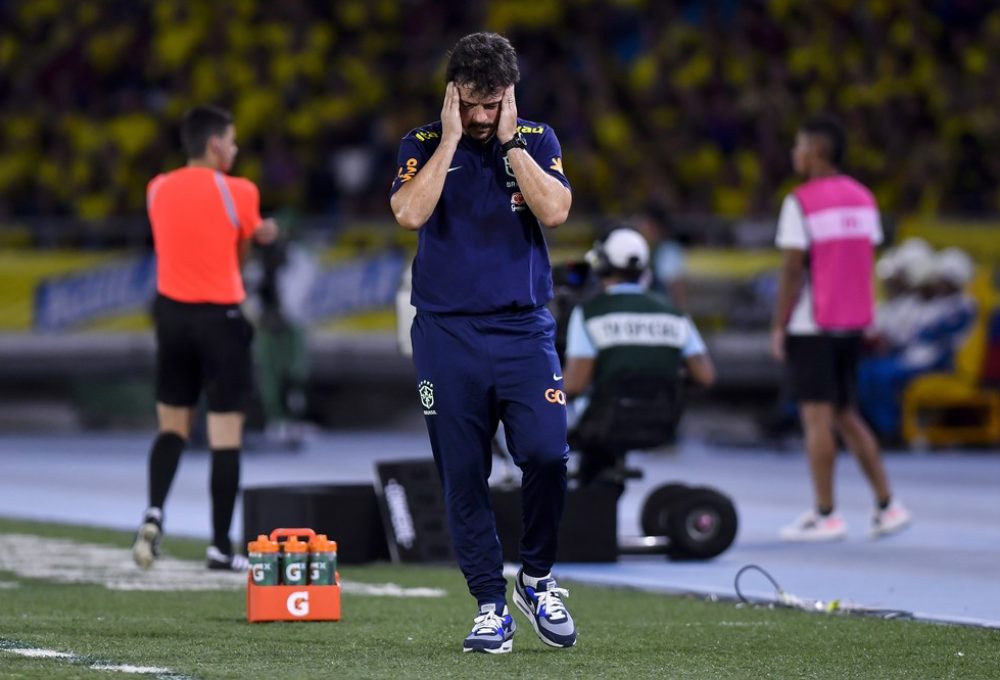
[247,535,279,553]
[308,534,337,552]
[282,536,309,553]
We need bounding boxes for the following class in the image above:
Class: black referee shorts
[153,294,254,412]
[784,333,862,409]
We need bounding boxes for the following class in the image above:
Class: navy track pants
[411,307,568,607]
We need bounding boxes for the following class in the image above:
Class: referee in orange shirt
[132,105,277,571]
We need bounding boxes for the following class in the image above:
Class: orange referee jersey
[147,167,262,304]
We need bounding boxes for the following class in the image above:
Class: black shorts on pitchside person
[153,294,254,412]
[784,333,862,408]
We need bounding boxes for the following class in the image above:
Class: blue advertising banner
[33,255,157,331]
[303,249,406,323]
[28,249,407,331]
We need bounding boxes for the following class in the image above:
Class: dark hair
[445,32,520,97]
[614,267,645,284]
[599,258,645,283]
[801,114,846,167]
[180,105,233,158]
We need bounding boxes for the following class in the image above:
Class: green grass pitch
[0,517,997,679]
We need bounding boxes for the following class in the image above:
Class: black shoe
[206,545,249,571]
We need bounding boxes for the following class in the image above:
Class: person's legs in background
[780,401,849,541]
[132,404,192,569]
[835,406,912,536]
[835,407,890,504]
[836,333,911,537]
[204,411,245,568]
[200,306,255,570]
[801,402,838,514]
[781,335,848,541]
[781,333,912,541]
[133,296,202,569]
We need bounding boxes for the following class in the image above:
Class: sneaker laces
[537,586,570,621]
[471,610,505,636]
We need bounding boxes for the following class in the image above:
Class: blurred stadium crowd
[1,0,999,239]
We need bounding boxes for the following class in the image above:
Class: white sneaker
[870,499,912,539]
[780,511,847,542]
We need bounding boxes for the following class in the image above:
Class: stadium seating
[901,269,1000,447]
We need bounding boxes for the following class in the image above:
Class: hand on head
[441,81,462,144]
[497,84,518,144]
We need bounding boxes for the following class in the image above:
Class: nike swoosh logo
[553,373,562,381]
[447,166,462,173]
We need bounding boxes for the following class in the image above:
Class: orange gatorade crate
[246,527,341,623]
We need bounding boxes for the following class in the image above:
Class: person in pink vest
[771,115,912,541]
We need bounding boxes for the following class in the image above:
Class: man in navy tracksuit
[390,32,576,654]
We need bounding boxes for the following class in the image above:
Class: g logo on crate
[251,564,265,582]
[285,562,303,583]
[286,591,310,617]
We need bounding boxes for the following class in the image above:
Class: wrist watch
[500,132,527,155]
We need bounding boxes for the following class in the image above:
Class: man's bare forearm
[391,139,460,230]
[506,148,571,228]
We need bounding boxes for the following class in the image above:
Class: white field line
[0,533,444,597]
[1,640,193,678]
[90,664,173,673]
[6,648,75,658]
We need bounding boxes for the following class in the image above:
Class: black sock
[210,448,240,555]
[878,496,891,511]
[817,505,834,517]
[148,432,186,512]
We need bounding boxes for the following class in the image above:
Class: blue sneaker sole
[462,638,513,654]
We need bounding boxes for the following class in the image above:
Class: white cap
[876,249,902,280]
[904,255,937,287]
[600,228,650,270]
[895,237,934,267]
[878,238,937,280]
[893,238,936,286]
[934,247,974,286]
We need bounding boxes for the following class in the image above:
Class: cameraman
[562,228,714,485]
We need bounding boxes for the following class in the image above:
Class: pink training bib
[793,176,879,330]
